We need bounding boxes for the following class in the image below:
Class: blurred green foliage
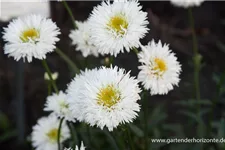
[0,111,17,144]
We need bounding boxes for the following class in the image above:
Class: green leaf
[148,105,167,130]
[218,118,225,138]
[162,124,185,137]
[169,144,189,150]
[213,73,220,84]
[175,99,212,107]
[151,141,167,150]
[0,112,10,130]
[199,108,211,116]
[178,110,203,124]
[153,128,161,138]
[0,130,17,143]
[217,41,225,54]
[129,124,144,137]
[191,143,204,150]
[103,129,120,150]
[211,121,220,129]
[197,121,206,137]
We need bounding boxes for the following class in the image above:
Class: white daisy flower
[138,40,181,95]
[64,141,85,150]
[67,66,141,131]
[88,0,149,56]
[31,115,70,150]
[2,14,60,62]
[69,21,99,57]
[170,0,205,8]
[44,72,59,81]
[44,91,75,122]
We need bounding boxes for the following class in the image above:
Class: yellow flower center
[107,14,128,35]
[152,58,167,77]
[20,28,39,42]
[97,84,121,109]
[46,128,58,142]
[153,58,167,72]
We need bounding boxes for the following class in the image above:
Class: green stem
[47,81,52,95]
[86,126,100,149]
[188,8,201,102]
[144,93,149,150]
[126,125,135,150]
[132,47,139,54]
[55,47,80,74]
[113,129,126,150]
[42,60,59,94]
[57,118,64,150]
[86,126,91,146]
[68,122,78,149]
[103,129,120,150]
[62,0,77,29]
[188,8,203,144]
[188,8,201,120]
[86,126,95,149]
[109,56,114,65]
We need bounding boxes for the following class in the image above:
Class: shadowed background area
[1,1,225,150]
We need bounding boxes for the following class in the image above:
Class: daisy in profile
[67,66,141,131]
[69,20,99,57]
[2,14,60,62]
[88,0,149,56]
[64,141,85,150]
[138,40,181,95]
[170,0,205,8]
[31,115,70,150]
[44,91,75,122]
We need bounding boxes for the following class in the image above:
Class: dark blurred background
[1,1,225,150]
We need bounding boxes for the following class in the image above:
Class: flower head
[67,66,141,131]
[138,40,181,95]
[44,72,59,81]
[31,115,70,150]
[44,91,75,122]
[88,0,149,56]
[170,0,204,8]
[3,14,60,62]
[69,21,99,57]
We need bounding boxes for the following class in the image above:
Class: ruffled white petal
[69,21,99,57]
[138,40,182,95]
[67,66,141,131]
[3,14,60,62]
[88,0,149,56]
[44,91,76,122]
[31,115,70,150]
